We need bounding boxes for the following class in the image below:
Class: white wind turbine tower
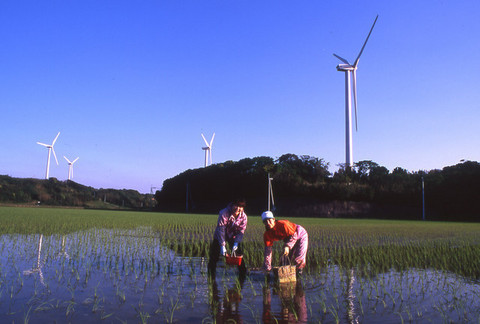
[201,133,215,167]
[64,156,79,180]
[333,15,378,168]
[37,132,60,179]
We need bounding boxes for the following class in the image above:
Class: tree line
[2,155,478,221]
[155,154,480,221]
[0,176,154,209]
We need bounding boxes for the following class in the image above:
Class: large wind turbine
[201,133,215,167]
[64,156,79,180]
[334,15,378,168]
[37,132,60,179]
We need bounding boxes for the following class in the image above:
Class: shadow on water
[0,230,479,323]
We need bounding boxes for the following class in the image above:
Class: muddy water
[1,230,479,323]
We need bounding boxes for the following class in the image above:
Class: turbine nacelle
[334,54,357,71]
[64,156,79,165]
[336,64,356,72]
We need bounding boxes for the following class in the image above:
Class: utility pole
[422,176,425,221]
[186,182,190,212]
[267,173,275,211]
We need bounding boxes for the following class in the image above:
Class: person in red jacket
[261,211,308,273]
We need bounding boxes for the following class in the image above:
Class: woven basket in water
[273,257,296,283]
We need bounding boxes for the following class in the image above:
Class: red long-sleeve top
[263,219,297,247]
[263,219,298,271]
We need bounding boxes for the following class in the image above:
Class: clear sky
[1,1,479,193]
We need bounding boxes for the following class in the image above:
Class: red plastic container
[225,253,243,266]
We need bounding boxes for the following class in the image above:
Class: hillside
[0,176,155,210]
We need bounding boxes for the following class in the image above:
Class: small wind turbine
[37,132,60,179]
[333,15,378,168]
[201,133,215,167]
[64,156,79,180]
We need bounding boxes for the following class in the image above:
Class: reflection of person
[209,278,244,323]
[261,211,308,273]
[208,198,248,278]
[262,281,308,324]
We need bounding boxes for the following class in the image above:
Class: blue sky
[1,1,479,193]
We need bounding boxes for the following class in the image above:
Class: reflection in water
[22,234,71,287]
[56,235,70,260]
[263,280,308,324]
[3,231,478,323]
[209,279,244,324]
[23,234,45,286]
[346,269,359,324]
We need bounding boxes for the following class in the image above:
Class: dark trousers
[208,239,247,280]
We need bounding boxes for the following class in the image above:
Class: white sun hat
[261,211,274,222]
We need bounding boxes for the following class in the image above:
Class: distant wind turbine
[64,156,79,180]
[201,133,215,167]
[333,15,378,168]
[37,132,60,179]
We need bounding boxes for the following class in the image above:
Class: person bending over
[261,211,308,274]
[208,198,248,278]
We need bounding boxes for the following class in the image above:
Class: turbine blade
[37,142,49,147]
[352,70,358,131]
[201,133,209,147]
[209,148,213,165]
[52,147,59,165]
[354,15,378,67]
[333,54,350,65]
[52,132,60,146]
[72,157,79,164]
[64,156,71,164]
[209,133,215,147]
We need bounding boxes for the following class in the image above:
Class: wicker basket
[273,257,296,283]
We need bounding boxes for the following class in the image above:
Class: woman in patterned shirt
[208,198,248,279]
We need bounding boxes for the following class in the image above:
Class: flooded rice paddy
[1,227,479,323]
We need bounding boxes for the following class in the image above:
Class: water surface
[1,229,478,323]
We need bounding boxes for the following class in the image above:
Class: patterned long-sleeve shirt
[213,203,248,246]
